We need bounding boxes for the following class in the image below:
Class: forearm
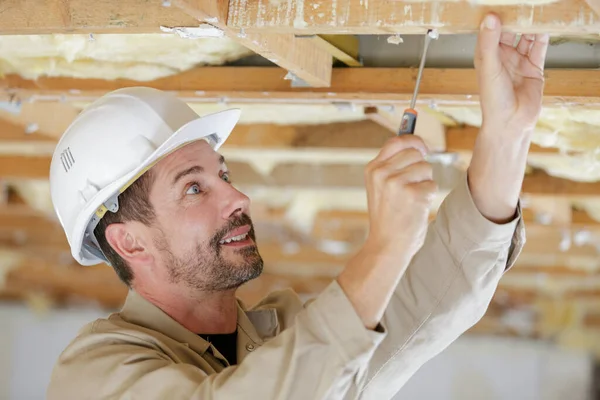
[337,243,413,330]
[467,125,531,224]
[358,173,525,399]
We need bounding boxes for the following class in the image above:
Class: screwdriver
[398,29,439,135]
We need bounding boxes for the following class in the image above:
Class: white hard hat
[49,87,241,266]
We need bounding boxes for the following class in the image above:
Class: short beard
[155,213,263,293]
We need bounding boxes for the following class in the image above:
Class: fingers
[392,160,434,183]
[500,32,517,47]
[373,134,429,163]
[406,180,438,202]
[529,33,549,72]
[475,13,502,74]
[516,34,535,56]
[381,148,427,173]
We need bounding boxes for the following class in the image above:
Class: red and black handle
[398,108,418,135]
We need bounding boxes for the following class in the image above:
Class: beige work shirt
[47,172,525,399]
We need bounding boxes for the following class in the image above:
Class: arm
[469,13,548,223]
[355,14,547,399]
[47,281,386,400]
[49,127,438,400]
[356,172,524,399]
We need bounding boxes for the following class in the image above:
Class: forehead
[152,140,222,180]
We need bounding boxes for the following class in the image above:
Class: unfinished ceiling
[2,0,600,359]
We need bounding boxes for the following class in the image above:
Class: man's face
[145,139,263,292]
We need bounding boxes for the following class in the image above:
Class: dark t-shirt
[199,330,238,366]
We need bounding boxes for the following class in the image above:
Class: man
[47,14,547,399]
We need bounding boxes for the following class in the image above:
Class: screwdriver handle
[398,108,418,135]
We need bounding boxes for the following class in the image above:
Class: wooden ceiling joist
[4,68,600,106]
[172,0,333,87]
[0,1,333,88]
[3,0,598,37]
[0,0,199,35]
[226,0,600,35]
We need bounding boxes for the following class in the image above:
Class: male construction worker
[47,14,547,399]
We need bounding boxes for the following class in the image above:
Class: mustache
[211,213,256,247]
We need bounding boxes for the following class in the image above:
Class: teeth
[220,232,248,244]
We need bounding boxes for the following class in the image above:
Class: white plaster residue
[387,34,404,44]
[313,3,319,9]
[293,0,308,28]
[204,16,219,23]
[331,0,337,25]
[160,24,225,39]
[284,0,293,25]
[256,0,265,27]
[404,4,413,19]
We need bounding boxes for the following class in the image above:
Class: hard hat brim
[70,108,242,266]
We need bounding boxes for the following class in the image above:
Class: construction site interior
[2,1,600,398]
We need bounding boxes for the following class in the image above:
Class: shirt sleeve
[356,171,525,400]
[46,280,386,400]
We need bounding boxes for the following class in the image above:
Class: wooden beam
[173,0,332,87]
[446,126,561,154]
[523,169,600,196]
[0,0,200,35]
[5,152,600,198]
[226,0,600,35]
[302,35,362,67]
[4,68,600,107]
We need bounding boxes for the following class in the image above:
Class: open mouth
[218,225,253,247]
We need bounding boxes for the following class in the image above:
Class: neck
[136,284,239,334]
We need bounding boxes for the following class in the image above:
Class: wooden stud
[4,68,600,106]
[226,0,600,35]
[173,0,333,87]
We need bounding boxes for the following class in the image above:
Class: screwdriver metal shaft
[398,29,438,135]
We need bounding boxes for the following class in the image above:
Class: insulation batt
[436,106,600,182]
[0,34,252,81]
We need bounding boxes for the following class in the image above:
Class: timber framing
[0,0,333,87]
[2,0,598,36]
[3,68,600,107]
[226,0,600,35]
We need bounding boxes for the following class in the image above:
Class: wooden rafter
[0,0,199,35]
[0,0,333,88]
[171,0,333,87]
[4,68,600,106]
[226,0,600,35]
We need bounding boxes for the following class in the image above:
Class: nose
[220,181,251,220]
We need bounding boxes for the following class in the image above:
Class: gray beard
[155,216,263,292]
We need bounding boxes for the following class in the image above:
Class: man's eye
[222,172,231,183]
[186,184,202,195]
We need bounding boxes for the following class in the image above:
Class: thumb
[475,13,502,74]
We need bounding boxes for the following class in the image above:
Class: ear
[104,222,152,266]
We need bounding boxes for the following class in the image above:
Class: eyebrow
[172,165,204,186]
[171,157,226,186]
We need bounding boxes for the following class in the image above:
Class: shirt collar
[118,289,279,360]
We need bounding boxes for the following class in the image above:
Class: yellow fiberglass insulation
[0,33,252,81]
[436,105,600,182]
